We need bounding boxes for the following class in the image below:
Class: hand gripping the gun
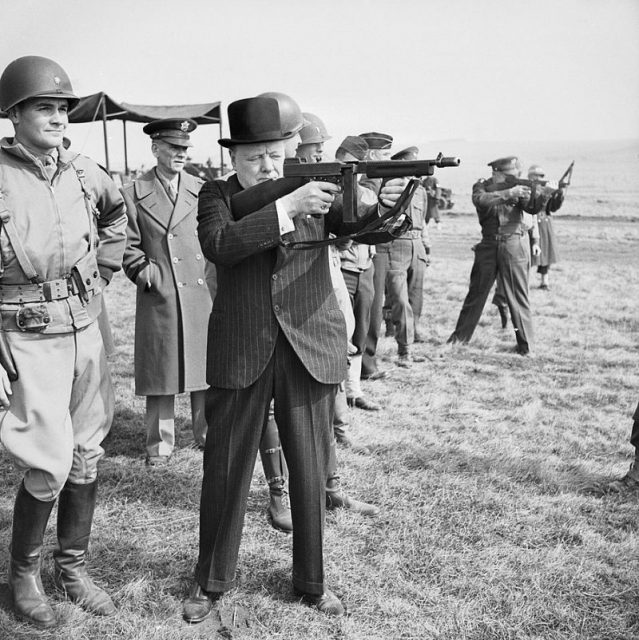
[228,153,460,247]
[483,161,574,214]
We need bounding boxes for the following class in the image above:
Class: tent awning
[0,92,224,172]
[69,92,221,124]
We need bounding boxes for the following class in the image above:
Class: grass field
[1,212,638,640]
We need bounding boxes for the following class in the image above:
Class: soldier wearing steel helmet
[0,56,127,628]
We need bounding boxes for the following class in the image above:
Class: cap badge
[53,76,61,86]
[180,121,190,132]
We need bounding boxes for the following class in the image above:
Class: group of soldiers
[0,53,615,631]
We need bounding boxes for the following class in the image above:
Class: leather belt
[0,276,79,304]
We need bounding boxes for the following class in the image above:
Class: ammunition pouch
[70,251,101,304]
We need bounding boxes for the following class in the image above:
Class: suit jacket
[197,174,380,389]
[122,169,211,395]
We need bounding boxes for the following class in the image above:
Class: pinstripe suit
[194,175,380,595]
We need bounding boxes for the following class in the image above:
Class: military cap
[358,131,393,150]
[487,156,519,172]
[391,146,419,161]
[527,164,545,178]
[143,118,197,147]
[218,97,298,148]
[336,135,369,161]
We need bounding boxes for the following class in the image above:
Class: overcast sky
[1,0,637,168]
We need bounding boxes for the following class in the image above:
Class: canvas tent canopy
[1,91,223,173]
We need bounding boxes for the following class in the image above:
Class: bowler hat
[358,131,393,150]
[143,118,197,147]
[219,97,297,148]
[391,146,419,161]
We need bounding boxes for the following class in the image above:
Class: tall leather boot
[325,440,379,517]
[53,480,116,616]
[259,418,292,533]
[8,481,57,628]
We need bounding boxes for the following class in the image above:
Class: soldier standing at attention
[122,119,210,466]
[0,56,127,628]
[447,156,538,356]
[385,145,429,366]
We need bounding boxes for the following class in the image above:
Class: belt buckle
[15,304,51,332]
[42,279,68,302]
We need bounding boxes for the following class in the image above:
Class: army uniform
[358,132,393,378]
[0,56,127,628]
[384,146,430,364]
[448,156,536,355]
[122,119,210,464]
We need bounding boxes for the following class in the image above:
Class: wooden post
[123,120,129,176]
[219,119,223,175]
[101,95,110,172]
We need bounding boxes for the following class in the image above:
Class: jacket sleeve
[121,186,147,283]
[197,180,282,267]
[90,164,128,283]
[472,179,503,227]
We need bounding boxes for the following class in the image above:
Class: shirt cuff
[275,199,296,235]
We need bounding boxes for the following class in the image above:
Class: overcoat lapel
[170,172,199,229]
[134,170,172,229]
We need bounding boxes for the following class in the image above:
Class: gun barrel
[362,157,460,178]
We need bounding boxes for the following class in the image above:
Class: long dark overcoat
[122,169,211,395]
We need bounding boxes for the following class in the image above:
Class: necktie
[166,181,177,203]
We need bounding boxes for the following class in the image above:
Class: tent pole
[123,120,129,176]
[219,119,223,175]
[101,95,110,172]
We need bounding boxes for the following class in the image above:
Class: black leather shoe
[360,369,387,381]
[347,395,380,411]
[182,582,221,624]
[295,588,345,617]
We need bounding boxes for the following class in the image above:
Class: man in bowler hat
[182,97,406,620]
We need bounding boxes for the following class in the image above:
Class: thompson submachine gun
[230,153,460,240]
[483,160,574,214]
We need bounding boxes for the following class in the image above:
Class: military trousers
[448,234,534,352]
[0,321,114,501]
[385,238,427,352]
[362,247,391,376]
[196,331,334,596]
[145,390,207,457]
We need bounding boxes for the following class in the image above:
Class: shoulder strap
[70,160,97,250]
[0,169,42,283]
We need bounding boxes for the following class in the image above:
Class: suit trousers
[196,330,335,595]
[362,248,390,375]
[145,391,207,457]
[448,234,533,351]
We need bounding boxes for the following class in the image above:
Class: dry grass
[1,212,639,640]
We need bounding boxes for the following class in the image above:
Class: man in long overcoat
[122,119,211,465]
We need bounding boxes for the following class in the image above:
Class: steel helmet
[299,112,331,145]
[0,56,79,112]
[257,92,304,136]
